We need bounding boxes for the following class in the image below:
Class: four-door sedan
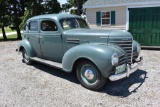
[18,14,143,90]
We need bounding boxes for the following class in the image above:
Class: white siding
[86,6,126,30]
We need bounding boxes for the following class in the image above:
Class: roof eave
[83,1,160,8]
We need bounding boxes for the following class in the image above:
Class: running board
[30,57,62,69]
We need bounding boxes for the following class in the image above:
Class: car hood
[63,28,112,44]
[63,28,112,37]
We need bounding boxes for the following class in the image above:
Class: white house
[83,0,160,46]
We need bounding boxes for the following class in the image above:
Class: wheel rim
[80,64,98,85]
[23,50,29,63]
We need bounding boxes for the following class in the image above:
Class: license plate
[115,64,126,74]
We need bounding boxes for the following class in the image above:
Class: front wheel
[22,49,32,65]
[76,61,106,90]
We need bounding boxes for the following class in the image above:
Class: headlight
[111,53,119,66]
[137,43,141,53]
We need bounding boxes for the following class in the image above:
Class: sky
[58,0,67,5]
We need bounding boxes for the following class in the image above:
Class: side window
[41,20,58,31]
[29,21,38,31]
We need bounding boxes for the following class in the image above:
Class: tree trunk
[21,0,25,15]
[2,25,7,41]
[77,0,81,15]
[13,1,22,40]
[16,26,21,40]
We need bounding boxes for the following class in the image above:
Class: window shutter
[96,11,101,26]
[111,11,116,25]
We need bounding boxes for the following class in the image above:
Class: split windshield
[60,18,89,30]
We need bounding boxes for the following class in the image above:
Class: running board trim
[30,57,62,69]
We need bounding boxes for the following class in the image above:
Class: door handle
[37,37,41,43]
[41,38,44,44]
[37,36,44,44]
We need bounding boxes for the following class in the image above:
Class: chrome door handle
[37,37,41,43]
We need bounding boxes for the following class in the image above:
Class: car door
[27,20,42,57]
[39,19,63,63]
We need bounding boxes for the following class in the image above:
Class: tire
[76,61,106,90]
[22,49,32,65]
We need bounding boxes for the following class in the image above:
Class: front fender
[18,39,36,57]
[62,43,124,78]
[133,40,141,59]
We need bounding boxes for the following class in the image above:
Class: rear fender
[18,39,36,57]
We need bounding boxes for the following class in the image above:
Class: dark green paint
[96,11,101,26]
[129,7,160,46]
[111,11,116,25]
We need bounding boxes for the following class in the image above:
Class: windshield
[60,18,89,30]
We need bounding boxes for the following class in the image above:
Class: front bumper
[109,56,143,81]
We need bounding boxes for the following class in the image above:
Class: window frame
[59,18,89,30]
[40,19,58,32]
[28,20,39,32]
[23,24,27,31]
[101,11,111,26]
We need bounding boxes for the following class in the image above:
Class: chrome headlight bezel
[111,53,119,66]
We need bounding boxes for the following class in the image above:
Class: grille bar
[110,38,133,64]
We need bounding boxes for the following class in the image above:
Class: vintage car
[18,14,143,90]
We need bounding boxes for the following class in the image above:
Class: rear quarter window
[29,21,38,31]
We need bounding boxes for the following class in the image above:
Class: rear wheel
[22,49,32,65]
[76,61,106,90]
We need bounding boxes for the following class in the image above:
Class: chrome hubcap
[23,52,29,62]
[84,69,95,80]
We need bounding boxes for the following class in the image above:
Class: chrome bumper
[109,56,143,81]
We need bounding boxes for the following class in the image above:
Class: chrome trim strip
[67,38,80,44]
[131,37,133,64]
[110,41,132,43]
[119,57,126,61]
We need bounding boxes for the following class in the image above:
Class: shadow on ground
[32,62,79,84]
[100,69,147,97]
[31,61,147,97]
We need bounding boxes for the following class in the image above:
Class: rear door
[39,19,63,63]
[27,20,42,57]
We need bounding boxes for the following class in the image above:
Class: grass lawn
[0,34,23,40]
[0,27,15,33]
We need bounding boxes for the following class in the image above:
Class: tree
[43,0,61,14]
[6,0,23,40]
[68,0,87,15]
[0,0,10,40]
[20,0,61,30]
[62,2,71,13]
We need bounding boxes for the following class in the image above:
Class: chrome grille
[110,38,133,64]
[119,54,127,65]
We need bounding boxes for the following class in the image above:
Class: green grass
[0,34,23,40]
[0,27,15,33]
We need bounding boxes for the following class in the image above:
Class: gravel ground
[0,41,160,107]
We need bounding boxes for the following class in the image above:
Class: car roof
[28,14,81,21]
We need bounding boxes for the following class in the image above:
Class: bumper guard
[109,56,143,81]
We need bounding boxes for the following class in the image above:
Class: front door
[129,7,160,46]
[39,19,63,63]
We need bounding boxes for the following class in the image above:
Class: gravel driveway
[0,41,160,107]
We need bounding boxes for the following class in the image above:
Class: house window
[101,11,110,25]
